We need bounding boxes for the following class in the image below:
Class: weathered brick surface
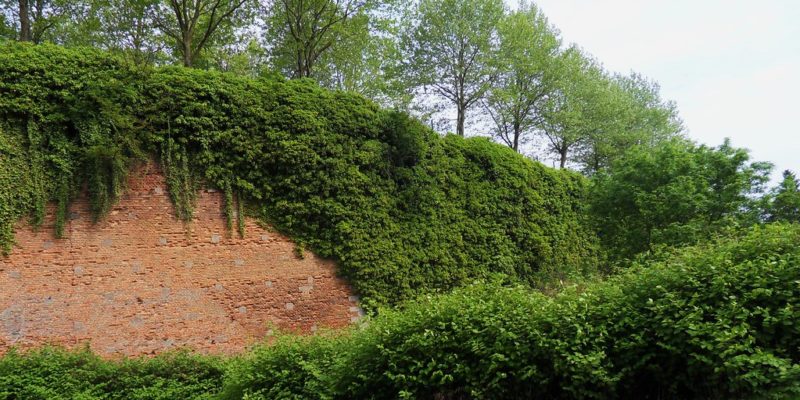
[0,162,361,357]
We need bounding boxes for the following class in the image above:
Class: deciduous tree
[402,0,503,136]
[537,47,609,168]
[97,0,164,65]
[576,73,683,174]
[767,170,800,223]
[1,0,74,43]
[266,0,368,79]
[483,3,559,152]
[156,0,250,67]
[590,139,772,259]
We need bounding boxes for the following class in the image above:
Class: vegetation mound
[0,43,596,307]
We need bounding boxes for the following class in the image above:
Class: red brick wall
[0,162,361,357]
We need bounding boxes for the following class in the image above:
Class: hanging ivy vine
[223,179,234,233]
[236,191,245,238]
[0,43,144,253]
[161,138,197,222]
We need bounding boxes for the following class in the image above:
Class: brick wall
[0,162,362,357]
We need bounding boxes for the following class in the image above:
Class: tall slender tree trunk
[182,40,193,67]
[296,50,304,77]
[18,0,31,41]
[512,122,521,152]
[456,104,466,136]
[559,147,568,168]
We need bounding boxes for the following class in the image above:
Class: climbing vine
[0,42,145,253]
[221,183,245,238]
[224,179,234,233]
[236,191,245,238]
[161,138,197,222]
[53,174,71,238]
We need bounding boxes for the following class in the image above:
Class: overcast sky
[530,0,799,179]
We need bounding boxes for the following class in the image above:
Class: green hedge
[0,42,597,308]
[0,348,224,400]
[222,224,800,399]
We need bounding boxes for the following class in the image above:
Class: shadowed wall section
[0,162,362,357]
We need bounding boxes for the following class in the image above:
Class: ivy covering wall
[0,43,597,307]
[0,44,145,254]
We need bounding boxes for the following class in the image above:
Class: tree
[534,54,682,172]
[589,139,772,260]
[97,0,164,65]
[767,170,800,223]
[537,47,610,168]
[17,0,30,40]
[402,0,503,136]
[0,8,17,39]
[1,0,75,43]
[576,73,683,174]
[156,0,250,67]
[312,7,400,101]
[266,0,369,79]
[483,2,560,152]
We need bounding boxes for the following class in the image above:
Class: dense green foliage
[1,0,689,170]
[2,224,797,399]
[0,348,224,399]
[1,5,796,399]
[0,42,596,307]
[220,224,800,399]
[589,138,772,260]
[0,43,145,253]
[766,170,800,223]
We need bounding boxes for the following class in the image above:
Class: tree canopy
[0,0,692,170]
[589,138,772,259]
[766,170,800,223]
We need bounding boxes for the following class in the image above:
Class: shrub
[0,347,224,399]
[225,224,800,399]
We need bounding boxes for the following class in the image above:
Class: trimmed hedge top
[0,42,597,307]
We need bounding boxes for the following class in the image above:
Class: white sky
[530,0,799,179]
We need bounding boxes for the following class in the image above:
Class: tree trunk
[512,123,520,152]
[18,0,31,42]
[456,104,466,136]
[559,147,568,168]
[304,48,315,77]
[296,50,304,77]
[182,41,193,67]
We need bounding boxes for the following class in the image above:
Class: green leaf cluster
[139,65,597,308]
[0,42,145,254]
[766,170,800,223]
